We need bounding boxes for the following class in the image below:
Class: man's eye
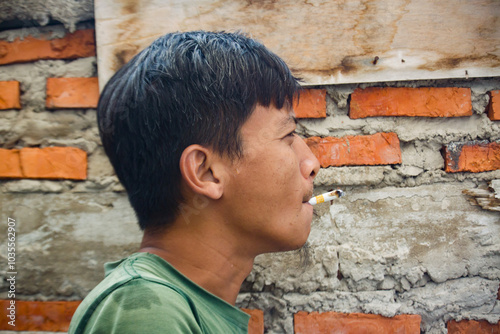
[285,130,296,139]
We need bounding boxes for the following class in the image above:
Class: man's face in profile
[221,104,320,255]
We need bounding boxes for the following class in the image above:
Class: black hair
[97,31,301,230]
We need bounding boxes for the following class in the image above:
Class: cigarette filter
[308,189,345,205]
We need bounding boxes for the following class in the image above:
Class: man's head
[97,31,302,230]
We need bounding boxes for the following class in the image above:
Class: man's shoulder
[68,254,202,334]
[103,276,194,309]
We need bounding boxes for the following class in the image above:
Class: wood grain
[95,0,500,88]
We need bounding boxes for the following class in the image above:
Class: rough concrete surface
[239,183,500,333]
[0,192,141,299]
[238,276,499,333]
[0,0,94,32]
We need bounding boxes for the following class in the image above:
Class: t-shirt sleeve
[82,279,203,334]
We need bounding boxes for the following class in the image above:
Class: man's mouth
[302,190,314,203]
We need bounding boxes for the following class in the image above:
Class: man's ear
[179,145,225,200]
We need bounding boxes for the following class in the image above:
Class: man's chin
[289,231,311,252]
[263,235,310,254]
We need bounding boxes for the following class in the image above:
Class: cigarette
[308,189,345,205]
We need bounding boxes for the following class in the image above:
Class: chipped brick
[46,77,99,109]
[0,29,95,65]
[294,311,421,334]
[305,132,402,168]
[0,300,81,331]
[294,89,327,118]
[0,81,21,110]
[447,319,500,334]
[0,148,22,178]
[350,87,472,119]
[444,141,500,173]
[488,90,500,121]
[242,309,264,334]
[0,147,87,180]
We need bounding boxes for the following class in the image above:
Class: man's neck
[139,220,255,305]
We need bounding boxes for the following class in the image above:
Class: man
[69,31,320,333]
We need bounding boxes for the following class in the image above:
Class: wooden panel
[94,0,500,88]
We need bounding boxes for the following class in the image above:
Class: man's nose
[296,137,320,181]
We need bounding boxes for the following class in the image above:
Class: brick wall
[1,22,499,334]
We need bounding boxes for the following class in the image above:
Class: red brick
[0,29,95,65]
[305,132,402,168]
[294,89,327,118]
[0,81,21,110]
[447,320,500,334]
[46,77,99,109]
[350,87,472,119]
[0,148,22,178]
[444,141,500,173]
[0,147,87,180]
[488,90,500,121]
[20,147,87,180]
[294,311,421,334]
[242,308,264,334]
[0,300,81,331]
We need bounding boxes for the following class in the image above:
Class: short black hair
[97,31,301,230]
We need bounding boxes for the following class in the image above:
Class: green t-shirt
[68,252,250,333]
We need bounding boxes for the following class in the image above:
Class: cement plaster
[0,0,94,32]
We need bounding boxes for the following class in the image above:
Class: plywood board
[94,0,500,88]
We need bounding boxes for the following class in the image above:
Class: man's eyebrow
[278,114,297,132]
